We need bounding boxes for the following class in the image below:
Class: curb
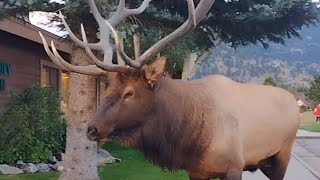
[296,136,320,139]
[292,152,320,179]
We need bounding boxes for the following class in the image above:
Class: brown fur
[136,78,214,171]
[87,58,300,180]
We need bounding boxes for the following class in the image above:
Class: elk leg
[261,147,291,180]
[224,169,242,180]
[271,149,291,180]
[260,155,276,178]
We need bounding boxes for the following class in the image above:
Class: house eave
[0,16,73,54]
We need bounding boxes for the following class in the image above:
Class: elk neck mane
[137,77,214,171]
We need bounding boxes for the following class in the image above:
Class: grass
[0,172,59,180]
[99,142,187,180]
[299,123,320,132]
[0,142,188,180]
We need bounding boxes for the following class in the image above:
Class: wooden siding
[0,30,69,114]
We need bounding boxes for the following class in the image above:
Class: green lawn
[0,172,59,180]
[0,142,188,180]
[299,123,320,132]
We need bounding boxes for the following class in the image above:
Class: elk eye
[124,90,134,98]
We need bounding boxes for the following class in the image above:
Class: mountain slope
[193,23,320,87]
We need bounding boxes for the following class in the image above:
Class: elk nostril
[87,126,98,141]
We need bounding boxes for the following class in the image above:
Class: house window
[41,65,59,91]
[61,71,70,114]
[40,60,70,114]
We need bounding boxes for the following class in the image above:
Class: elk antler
[39,0,215,75]
[39,32,108,75]
[112,0,215,67]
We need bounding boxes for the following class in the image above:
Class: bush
[0,85,66,164]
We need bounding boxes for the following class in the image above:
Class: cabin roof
[0,16,72,54]
[296,94,314,108]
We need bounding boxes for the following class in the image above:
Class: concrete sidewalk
[293,139,320,177]
[241,130,320,179]
[296,129,320,139]
[242,154,319,180]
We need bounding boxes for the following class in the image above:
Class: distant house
[296,95,314,112]
[0,16,108,114]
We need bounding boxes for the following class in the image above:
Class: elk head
[39,0,215,142]
[87,57,167,142]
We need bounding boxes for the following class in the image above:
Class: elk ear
[144,57,166,88]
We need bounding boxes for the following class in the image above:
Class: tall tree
[2,0,319,78]
[1,0,319,179]
[0,1,7,19]
[129,0,320,79]
[306,76,320,105]
[59,49,99,180]
[263,77,277,86]
[2,1,101,179]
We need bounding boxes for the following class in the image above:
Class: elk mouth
[108,122,143,139]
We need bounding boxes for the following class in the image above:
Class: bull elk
[39,0,300,179]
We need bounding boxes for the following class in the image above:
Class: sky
[29,0,320,37]
[29,11,67,36]
[29,0,65,36]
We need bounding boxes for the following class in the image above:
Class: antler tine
[58,11,102,51]
[104,21,141,68]
[87,0,105,26]
[80,24,131,73]
[126,0,153,16]
[39,32,69,71]
[129,0,214,66]
[108,0,153,26]
[187,0,196,26]
[112,0,214,67]
[51,42,108,75]
[39,32,107,76]
[41,0,214,75]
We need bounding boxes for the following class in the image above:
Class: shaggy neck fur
[136,77,214,171]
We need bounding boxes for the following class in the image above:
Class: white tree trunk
[59,49,99,180]
[182,52,198,80]
[182,40,222,80]
[116,37,125,65]
[182,51,211,80]
[133,32,141,59]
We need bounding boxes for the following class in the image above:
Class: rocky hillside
[193,23,320,87]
